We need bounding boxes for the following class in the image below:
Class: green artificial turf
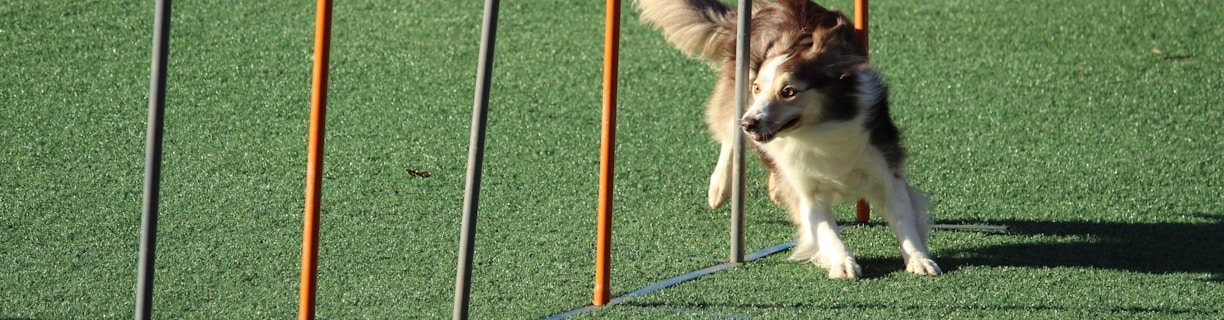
[1,0,1221,319]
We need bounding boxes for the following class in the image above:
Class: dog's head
[741,14,866,143]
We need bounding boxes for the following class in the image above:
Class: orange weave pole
[854,0,870,223]
[593,0,621,307]
[854,0,868,55]
[855,199,870,223]
[299,0,333,319]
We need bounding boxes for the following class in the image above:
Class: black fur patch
[862,81,906,171]
[786,55,860,123]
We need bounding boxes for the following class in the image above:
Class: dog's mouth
[746,117,800,143]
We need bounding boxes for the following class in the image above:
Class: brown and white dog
[638,0,940,278]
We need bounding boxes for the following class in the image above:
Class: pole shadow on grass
[937,214,1224,282]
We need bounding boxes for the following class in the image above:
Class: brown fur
[640,0,941,278]
[644,0,865,215]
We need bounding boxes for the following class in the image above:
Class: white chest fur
[757,120,889,203]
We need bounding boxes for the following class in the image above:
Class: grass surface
[1,0,1221,319]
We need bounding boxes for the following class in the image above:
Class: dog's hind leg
[793,196,861,279]
[875,177,942,275]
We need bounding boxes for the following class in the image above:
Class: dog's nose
[740,117,758,132]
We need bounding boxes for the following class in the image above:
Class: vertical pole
[854,0,869,56]
[853,0,870,224]
[729,0,751,263]
[135,1,171,319]
[855,200,869,223]
[299,0,333,319]
[593,0,621,307]
[454,0,500,318]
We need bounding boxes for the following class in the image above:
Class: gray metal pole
[453,0,499,318]
[136,0,171,319]
[730,0,751,263]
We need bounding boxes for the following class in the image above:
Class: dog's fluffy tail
[636,0,739,62]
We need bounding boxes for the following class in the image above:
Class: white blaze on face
[744,54,791,123]
[754,54,790,103]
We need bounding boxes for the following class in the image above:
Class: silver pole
[453,0,499,318]
[730,0,751,263]
[136,0,171,318]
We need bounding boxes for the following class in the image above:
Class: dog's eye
[779,87,797,99]
[752,83,761,94]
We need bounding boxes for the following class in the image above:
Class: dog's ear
[798,15,868,83]
[781,0,833,28]
[808,15,861,56]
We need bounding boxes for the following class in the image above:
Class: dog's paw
[787,240,816,261]
[707,186,728,209]
[905,256,942,275]
[707,175,730,209]
[824,256,862,279]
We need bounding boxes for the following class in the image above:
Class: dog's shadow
[922,214,1224,281]
[768,214,1224,281]
[621,214,1222,316]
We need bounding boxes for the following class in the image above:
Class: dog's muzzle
[741,116,798,143]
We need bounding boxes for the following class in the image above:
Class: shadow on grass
[937,214,1224,282]
[702,216,1223,281]
[625,300,1213,316]
[616,215,1222,317]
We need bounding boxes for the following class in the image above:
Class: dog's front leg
[878,177,942,275]
[707,141,733,209]
[795,197,861,279]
